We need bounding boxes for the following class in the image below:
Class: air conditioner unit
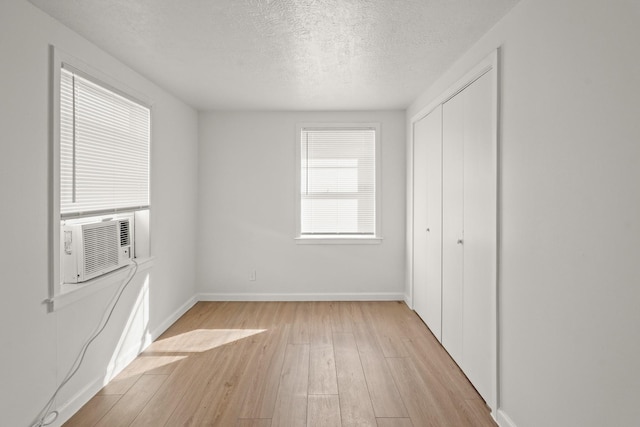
[62,217,134,283]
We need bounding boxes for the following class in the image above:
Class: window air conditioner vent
[82,223,119,277]
[119,219,130,247]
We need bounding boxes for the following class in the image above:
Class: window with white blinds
[299,126,378,236]
[60,65,150,218]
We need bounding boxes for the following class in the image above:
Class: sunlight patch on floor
[148,329,268,353]
[118,355,187,377]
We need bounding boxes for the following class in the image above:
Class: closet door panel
[441,92,465,365]
[413,106,443,340]
[462,72,494,402]
[412,114,429,324]
[425,106,443,341]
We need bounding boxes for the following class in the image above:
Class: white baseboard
[198,292,405,302]
[150,295,197,341]
[51,294,197,427]
[52,340,144,426]
[497,409,518,427]
[52,376,104,427]
[404,293,413,309]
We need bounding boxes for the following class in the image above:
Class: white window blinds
[300,127,376,235]
[60,66,150,218]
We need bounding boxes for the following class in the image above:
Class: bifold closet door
[441,70,494,403]
[412,106,443,341]
[441,91,465,366]
[461,71,494,402]
[412,53,497,410]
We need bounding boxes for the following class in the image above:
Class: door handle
[426,228,430,232]
[457,239,464,245]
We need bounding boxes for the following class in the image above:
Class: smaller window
[296,123,382,243]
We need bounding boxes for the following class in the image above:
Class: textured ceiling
[28,0,519,111]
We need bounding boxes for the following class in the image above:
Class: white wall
[197,111,405,299]
[407,0,640,426]
[0,1,199,425]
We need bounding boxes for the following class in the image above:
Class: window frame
[294,122,383,245]
[59,64,151,218]
[49,46,153,308]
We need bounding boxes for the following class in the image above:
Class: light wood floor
[65,301,496,427]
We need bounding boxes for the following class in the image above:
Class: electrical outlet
[249,270,256,281]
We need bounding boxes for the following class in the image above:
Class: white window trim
[49,46,152,310]
[50,256,155,311]
[294,122,383,245]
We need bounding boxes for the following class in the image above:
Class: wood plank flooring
[65,301,495,427]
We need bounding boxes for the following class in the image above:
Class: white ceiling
[29,0,518,111]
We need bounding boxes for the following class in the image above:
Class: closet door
[441,91,465,365]
[412,106,443,340]
[411,52,497,411]
[462,71,494,401]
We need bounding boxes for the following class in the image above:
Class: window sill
[295,236,383,245]
[49,257,154,312]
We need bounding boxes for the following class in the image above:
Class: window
[296,123,382,243]
[60,65,150,218]
[51,48,152,303]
